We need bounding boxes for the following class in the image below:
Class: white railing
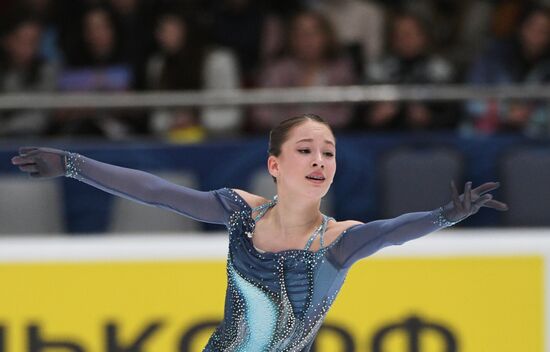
[0,84,548,110]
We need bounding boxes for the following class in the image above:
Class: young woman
[251,11,356,132]
[145,12,241,140]
[11,114,508,351]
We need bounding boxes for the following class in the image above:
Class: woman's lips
[306,176,325,184]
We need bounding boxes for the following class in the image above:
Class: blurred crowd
[2,0,550,141]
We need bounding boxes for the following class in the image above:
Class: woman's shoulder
[328,219,364,234]
[318,219,365,250]
[231,188,270,209]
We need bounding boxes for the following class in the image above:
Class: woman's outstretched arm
[330,181,509,269]
[11,147,232,225]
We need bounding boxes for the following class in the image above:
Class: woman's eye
[324,152,335,157]
[298,149,310,153]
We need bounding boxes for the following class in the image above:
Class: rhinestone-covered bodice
[204,188,351,352]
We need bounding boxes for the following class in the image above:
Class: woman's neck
[268,191,323,238]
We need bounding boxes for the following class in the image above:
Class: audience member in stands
[490,0,535,40]
[363,10,458,131]
[392,0,496,73]
[16,0,63,64]
[107,0,155,89]
[391,0,493,62]
[250,10,355,133]
[209,0,284,85]
[52,0,103,66]
[0,16,57,137]
[146,13,241,142]
[466,5,550,138]
[72,6,126,68]
[314,0,386,75]
[48,6,146,139]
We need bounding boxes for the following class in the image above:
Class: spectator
[250,9,355,132]
[314,0,386,75]
[16,0,63,64]
[53,0,102,67]
[146,13,241,142]
[209,0,283,85]
[372,0,494,77]
[363,10,458,131]
[466,5,550,138]
[71,6,125,68]
[47,6,146,139]
[0,16,57,137]
[107,0,155,89]
[490,0,534,39]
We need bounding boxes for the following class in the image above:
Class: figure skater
[11,114,508,351]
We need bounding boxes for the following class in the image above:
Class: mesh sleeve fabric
[329,208,458,269]
[65,153,241,225]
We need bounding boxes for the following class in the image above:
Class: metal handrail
[0,84,548,110]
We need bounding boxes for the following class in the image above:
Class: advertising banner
[0,230,545,352]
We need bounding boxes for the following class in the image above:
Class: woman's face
[269,120,336,199]
[520,12,550,58]
[84,9,115,57]
[391,16,427,59]
[4,21,42,67]
[156,17,186,53]
[290,14,328,62]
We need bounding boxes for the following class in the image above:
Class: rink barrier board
[0,229,545,352]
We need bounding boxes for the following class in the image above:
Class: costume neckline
[225,188,358,257]
[250,193,331,252]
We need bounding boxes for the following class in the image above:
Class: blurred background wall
[0,0,549,234]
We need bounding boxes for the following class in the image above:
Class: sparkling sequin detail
[247,194,331,252]
[64,152,85,180]
[431,206,459,227]
[246,195,277,238]
[204,188,348,352]
[228,263,279,350]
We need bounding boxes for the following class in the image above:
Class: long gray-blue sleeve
[65,153,238,225]
[329,209,457,269]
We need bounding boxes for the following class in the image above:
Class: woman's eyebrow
[295,138,335,146]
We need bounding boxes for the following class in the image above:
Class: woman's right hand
[11,147,68,178]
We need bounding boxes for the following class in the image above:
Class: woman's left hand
[442,181,509,223]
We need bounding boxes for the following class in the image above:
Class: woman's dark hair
[386,10,433,55]
[268,114,334,183]
[515,5,550,62]
[518,4,550,29]
[73,6,122,67]
[0,16,43,86]
[155,13,205,90]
